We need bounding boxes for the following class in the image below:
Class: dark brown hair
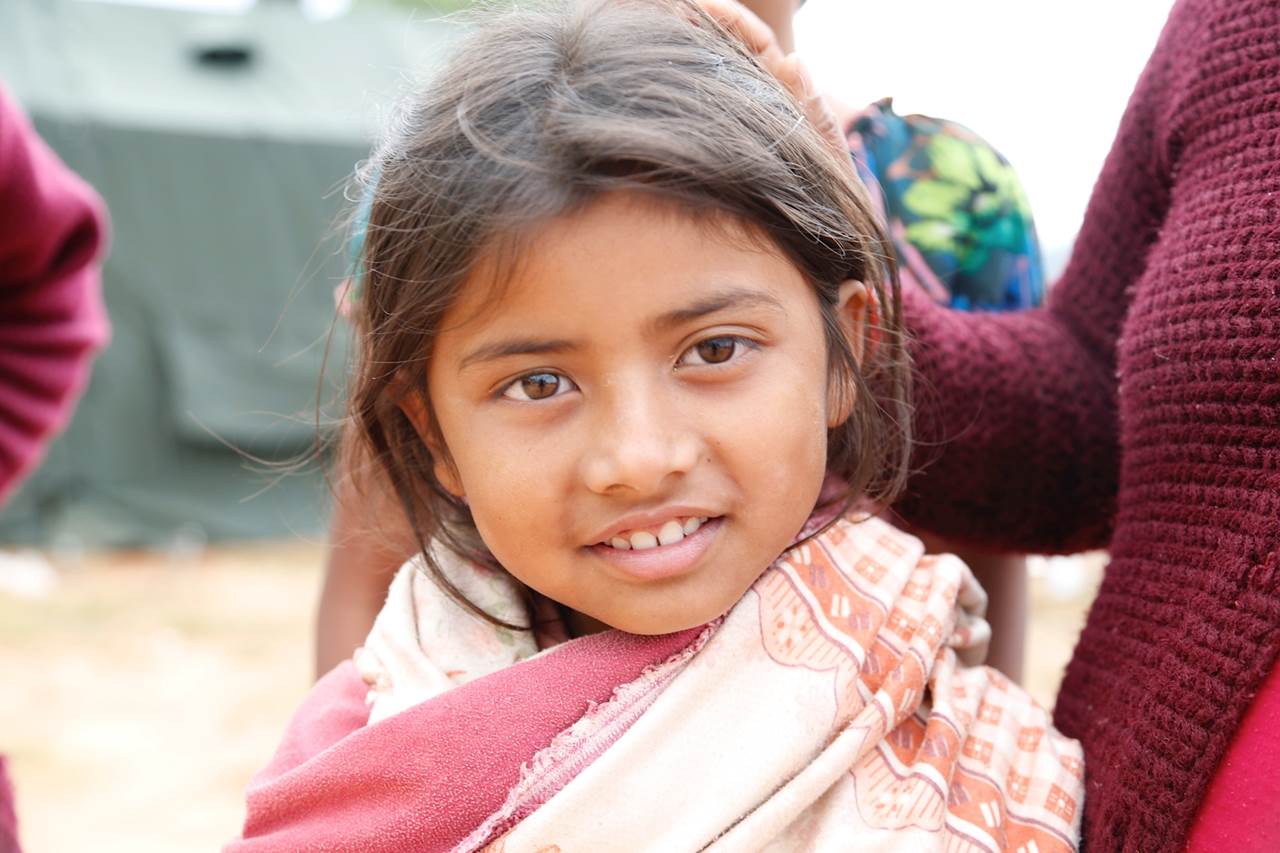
[346,0,911,626]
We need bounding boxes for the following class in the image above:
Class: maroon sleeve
[893,5,1188,554]
[0,755,18,853]
[0,84,109,503]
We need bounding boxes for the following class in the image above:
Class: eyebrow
[457,286,785,370]
[458,337,579,370]
[646,287,786,334]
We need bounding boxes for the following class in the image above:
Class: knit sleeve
[0,85,109,503]
[893,3,1191,554]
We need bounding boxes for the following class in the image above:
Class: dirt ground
[0,543,1102,852]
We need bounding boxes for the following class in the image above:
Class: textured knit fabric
[0,85,109,505]
[895,0,1280,848]
[1186,659,1280,849]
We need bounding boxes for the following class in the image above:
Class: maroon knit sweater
[0,86,108,504]
[896,0,1280,848]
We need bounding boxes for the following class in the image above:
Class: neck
[565,607,612,637]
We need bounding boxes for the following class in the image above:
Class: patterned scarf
[231,514,1082,852]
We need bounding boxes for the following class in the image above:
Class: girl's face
[419,191,865,635]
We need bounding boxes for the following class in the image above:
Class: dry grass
[0,543,323,853]
[0,544,1101,852]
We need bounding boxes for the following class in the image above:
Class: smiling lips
[605,516,709,550]
[591,515,723,583]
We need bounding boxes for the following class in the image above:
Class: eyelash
[497,334,759,402]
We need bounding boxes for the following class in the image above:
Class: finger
[773,51,807,100]
[689,2,849,161]
[787,52,814,99]
[784,53,847,156]
[694,0,784,64]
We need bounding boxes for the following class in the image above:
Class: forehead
[438,191,813,341]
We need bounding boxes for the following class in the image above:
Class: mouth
[588,516,724,582]
[598,515,710,551]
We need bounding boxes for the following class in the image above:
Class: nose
[580,382,702,496]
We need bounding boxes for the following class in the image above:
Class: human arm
[315,454,419,678]
[894,293,1125,554]
[0,85,109,502]
[891,37,1178,554]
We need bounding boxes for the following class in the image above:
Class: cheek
[446,425,572,553]
[753,402,828,498]
[727,349,831,504]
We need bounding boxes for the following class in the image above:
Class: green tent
[0,0,457,546]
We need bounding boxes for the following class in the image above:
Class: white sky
[796,0,1176,269]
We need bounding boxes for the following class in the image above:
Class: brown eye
[694,337,736,364]
[502,371,573,401]
[522,373,559,399]
[677,335,756,370]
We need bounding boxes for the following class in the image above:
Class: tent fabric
[0,0,455,545]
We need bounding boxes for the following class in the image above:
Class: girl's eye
[679,336,751,368]
[501,372,576,402]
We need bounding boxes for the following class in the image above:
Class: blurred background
[0,0,1170,850]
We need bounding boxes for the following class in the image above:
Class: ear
[836,279,871,364]
[398,390,465,499]
[825,279,870,428]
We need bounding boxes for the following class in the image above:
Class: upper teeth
[607,517,708,550]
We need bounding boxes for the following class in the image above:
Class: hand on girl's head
[695,0,848,159]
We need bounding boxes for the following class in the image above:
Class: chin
[604,599,734,636]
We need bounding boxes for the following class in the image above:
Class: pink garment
[0,83,109,853]
[0,757,17,853]
[229,630,700,851]
[0,84,110,504]
[230,517,1082,851]
[1187,657,1280,851]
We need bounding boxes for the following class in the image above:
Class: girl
[231,1,1081,849]
[314,0,1047,689]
